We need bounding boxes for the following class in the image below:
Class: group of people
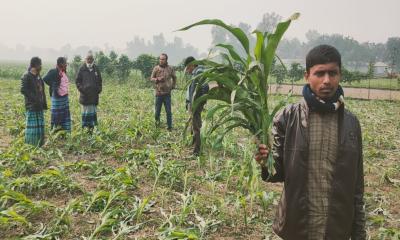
[20,51,207,155]
[20,45,366,239]
[21,52,102,146]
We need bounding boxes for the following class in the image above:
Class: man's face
[36,64,42,74]
[185,64,195,74]
[305,62,341,100]
[159,55,167,66]
[60,62,67,71]
[86,57,94,64]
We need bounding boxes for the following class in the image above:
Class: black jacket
[43,68,62,97]
[20,72,48,111]
[75,64,102,105]
[262,99,366,240]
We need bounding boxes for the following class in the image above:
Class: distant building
[373,62,391,76]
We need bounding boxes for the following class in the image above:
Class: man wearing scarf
[256,45,366,239]
[21,57,47,146]
[150,53,177,131]
[76,51,103,133]
[43,57,71,133]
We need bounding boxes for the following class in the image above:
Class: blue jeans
[155,94,172,129]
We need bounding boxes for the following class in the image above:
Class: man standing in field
[21,57,47,146]
[76,51,103,133]
[43,57,72,133]
[255,45,366,239]
[184,56,209,156]
[150,53,177,131]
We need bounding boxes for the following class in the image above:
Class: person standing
[150,53,177,131]
[21,57,47,146]
[255,45,366,239]
[184,56,209,156]
[76,51,102,133]
[43,57,71,133]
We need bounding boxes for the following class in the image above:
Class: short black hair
[184,56,196,67]
[160,53,168,60]
[306,44,341,73]
[30,57,42,68]
[57,57,67,66]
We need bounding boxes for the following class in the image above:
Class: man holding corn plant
[256,45,366,239]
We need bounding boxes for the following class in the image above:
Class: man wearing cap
[76,51,103,133]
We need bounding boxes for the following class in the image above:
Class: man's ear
[304,71,309,83]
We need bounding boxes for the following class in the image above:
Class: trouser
[155,94,172,129]
[192,101,205,154]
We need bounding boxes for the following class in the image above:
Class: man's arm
[75,68,84,93]
[150,66,159,83]
[42,69,54,86]
[351,119,366,240]
[20,74,36,106]
[171,68,177,89]
[97,67,102,94]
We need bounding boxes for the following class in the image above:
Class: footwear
[193,150,200,156]
[167,127,173,132]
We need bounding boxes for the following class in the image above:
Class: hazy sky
[1,0,399,53]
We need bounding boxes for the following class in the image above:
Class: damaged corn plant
[179,13,300,173]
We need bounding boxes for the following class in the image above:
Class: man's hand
[157,76,165,83]
[255,144,269,165]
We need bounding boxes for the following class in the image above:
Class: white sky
[0,0,399,53]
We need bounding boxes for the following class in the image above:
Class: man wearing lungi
[76,51,103,133]
[43,57,71,133]
[21,57,48,146]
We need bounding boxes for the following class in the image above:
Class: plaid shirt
[307,111,338,240]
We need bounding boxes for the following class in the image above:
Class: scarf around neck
[302,84,344,113]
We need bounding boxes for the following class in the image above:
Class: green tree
[272,64,287,85]
[95,51,112,76]
[385,37,400,73]
[116,54,132,82]
[288,62,304,82]
[133,54,158,79]
[68,55,82,79]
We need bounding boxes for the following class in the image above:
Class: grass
[0,76,399,239]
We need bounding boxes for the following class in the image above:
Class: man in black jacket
[76,51,102,132]
[21,57,47,146]
[255,45,366,239]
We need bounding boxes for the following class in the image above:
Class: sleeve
[97,67,102,94]
[75,68,84,93]
[351,119,367,240]
[171,68,177,88]
[150,66,158,82]
[261,108,286,183]
[20,74,35,102]
[42,69,53,86]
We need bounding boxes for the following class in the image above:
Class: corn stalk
[178,13,299,174]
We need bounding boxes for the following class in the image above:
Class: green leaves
[179,14,299,152]
[178,19,250,54]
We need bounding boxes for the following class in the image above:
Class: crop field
[0,72,399,239]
